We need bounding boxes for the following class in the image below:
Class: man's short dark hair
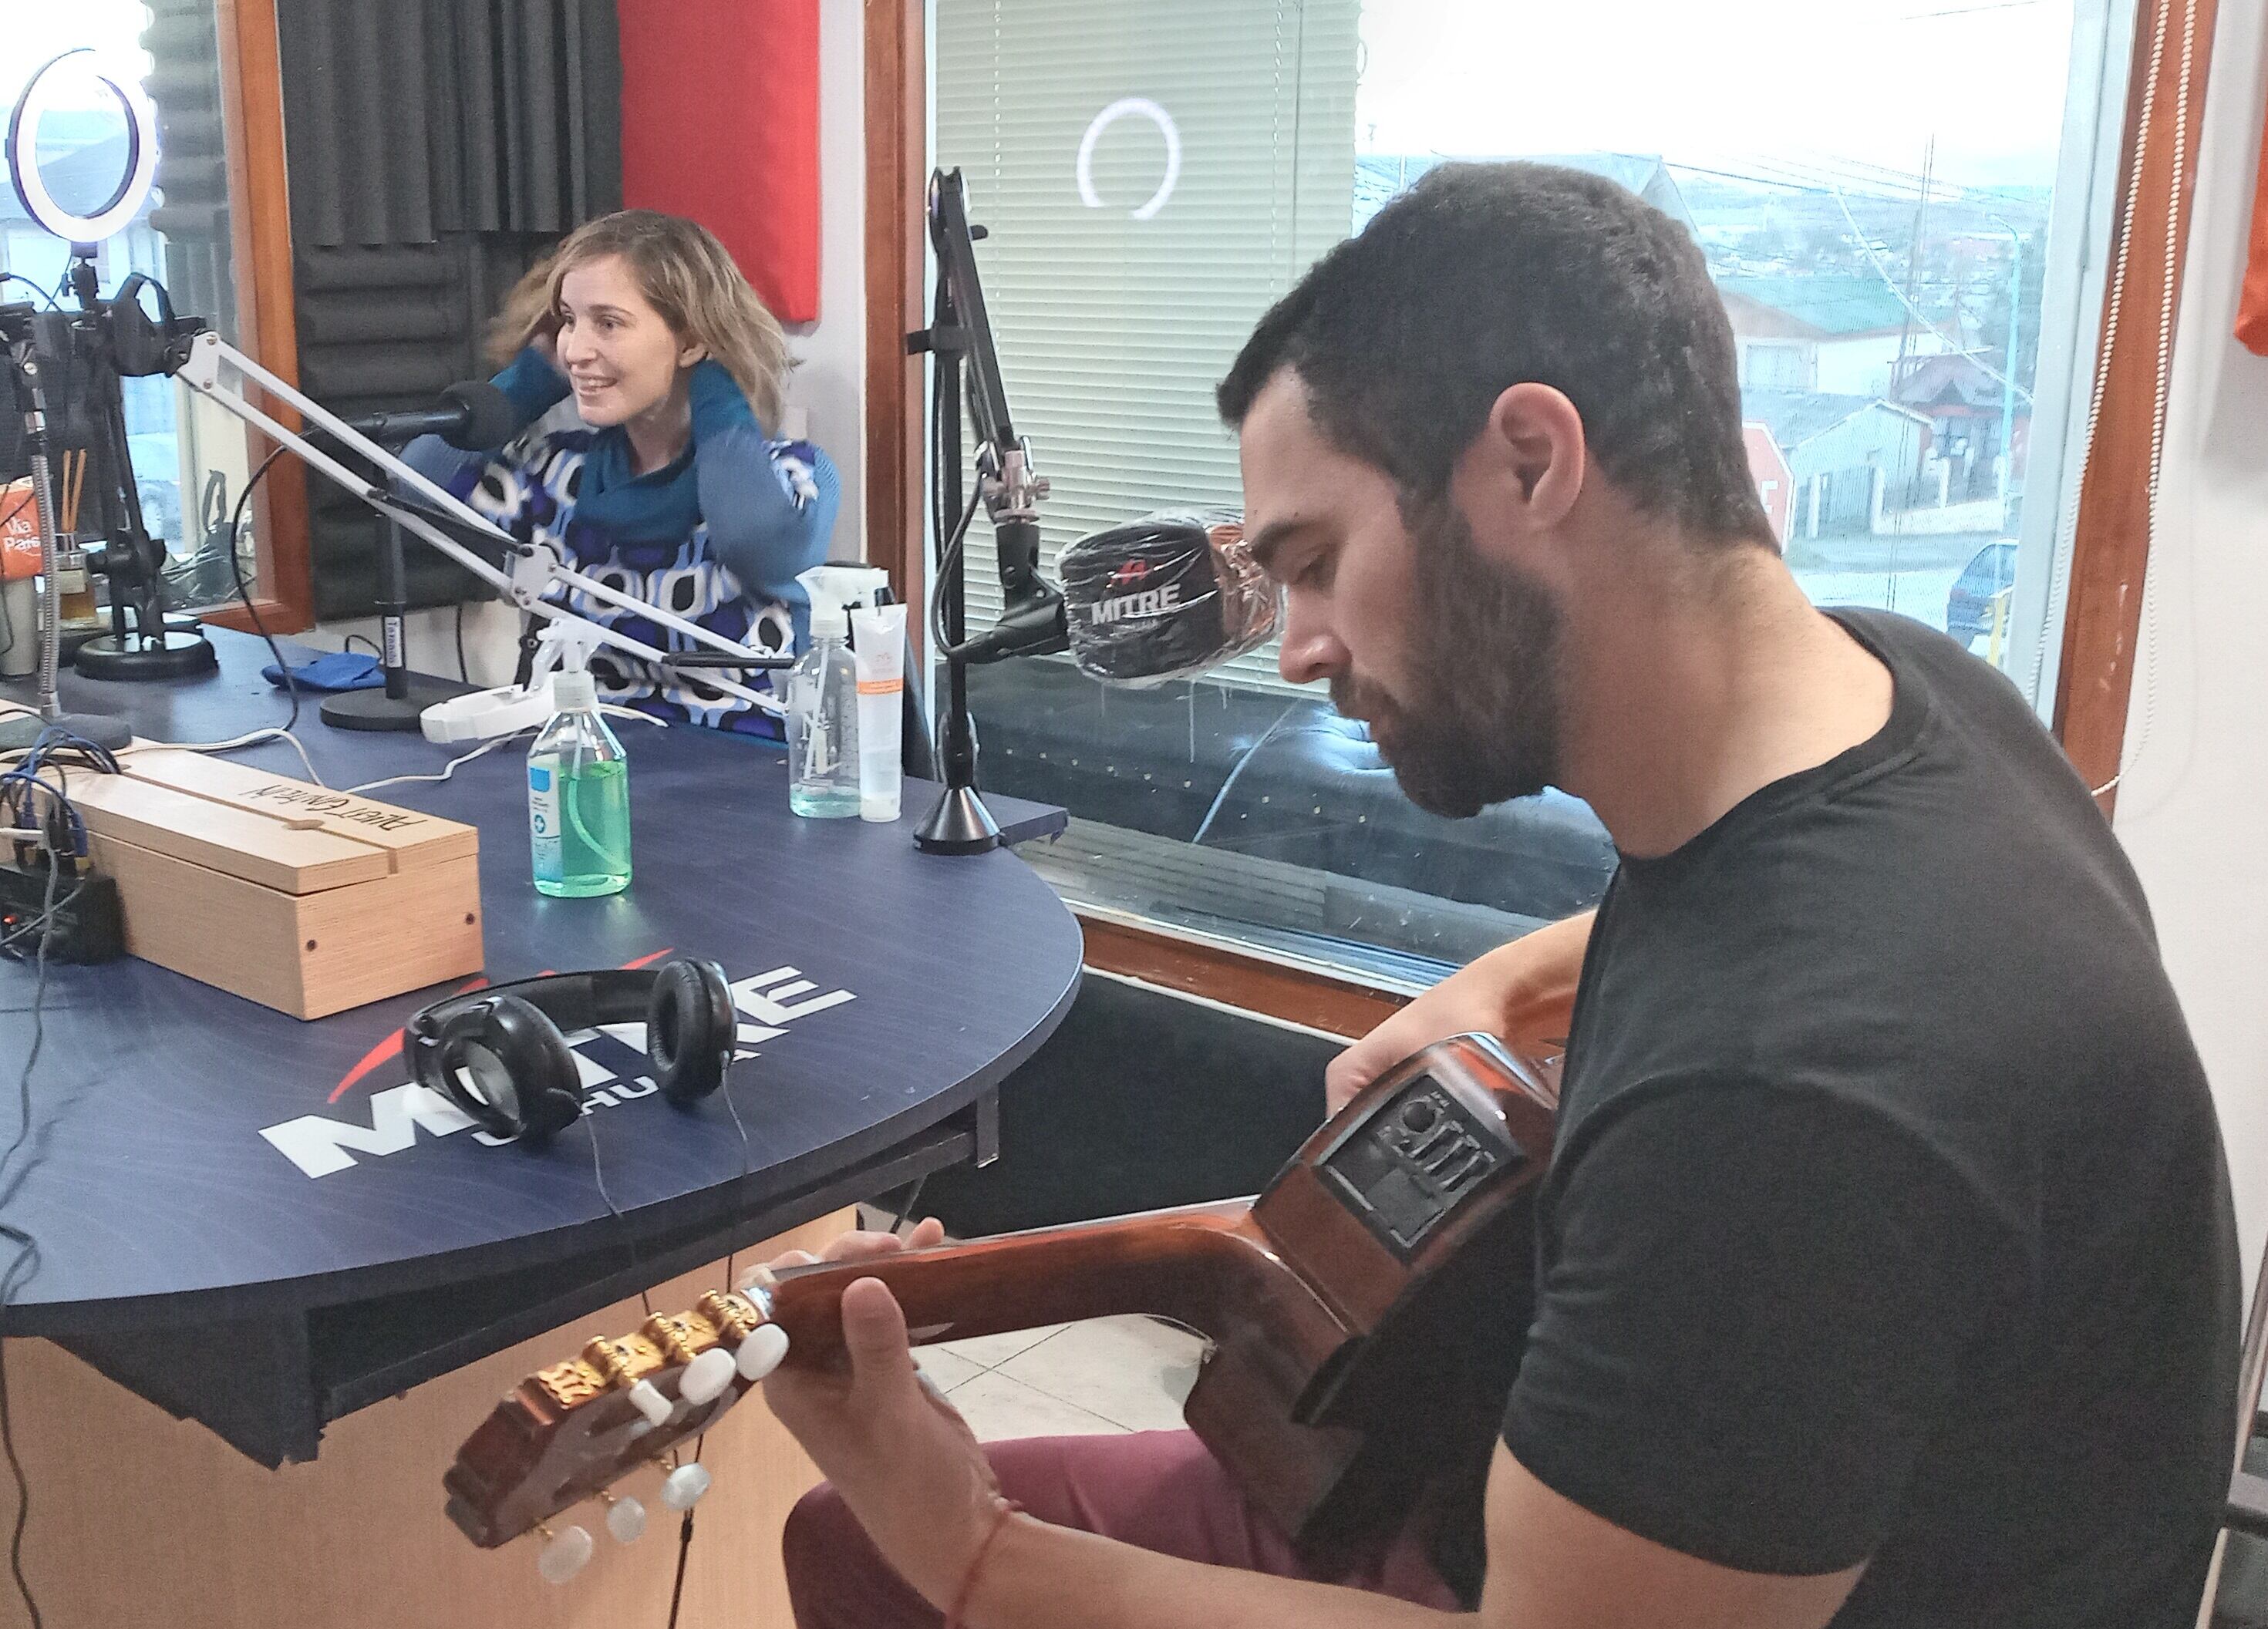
[1219,161,1772,547]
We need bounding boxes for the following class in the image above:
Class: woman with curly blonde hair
[409,209,838,735]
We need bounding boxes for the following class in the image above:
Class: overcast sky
[1356,0,2083,194]
[3,2,155,110]
[8,0,2084,197]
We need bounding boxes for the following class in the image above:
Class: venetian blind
[933,0,1357,695]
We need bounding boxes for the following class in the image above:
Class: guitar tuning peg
[659,1462,714,1513]
[599,1491,648,1543]
[534,1521,595,1584]
[679,1346,737,1406]
[736,1324,790,1382]
[627,1378,674,1429]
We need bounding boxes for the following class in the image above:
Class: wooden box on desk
[51,747,484,1019]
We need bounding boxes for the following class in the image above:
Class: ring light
[1077,98,1181,222]
[6,49,160,245]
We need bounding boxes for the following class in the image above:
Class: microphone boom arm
[927,170,1066,664]
[167,330,786,714]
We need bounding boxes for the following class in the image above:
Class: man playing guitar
[763,161,2239,1629]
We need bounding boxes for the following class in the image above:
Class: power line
[1828,183,2035,403]
[1896,0,2048,19]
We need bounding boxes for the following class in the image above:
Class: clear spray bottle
[787,565,889,818]
[527,668,632,896]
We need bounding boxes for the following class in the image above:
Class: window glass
[3,2,254,615]
[935,0,2111,984]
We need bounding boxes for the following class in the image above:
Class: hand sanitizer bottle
[527,669,632,895]
[787,571,864,818]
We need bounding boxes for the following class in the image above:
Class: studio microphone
[1056,510,1282,687]
[336,380,520,449]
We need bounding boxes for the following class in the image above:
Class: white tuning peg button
[605,1494,648,1543]
[679,1347,737,1407]
[659,1462,714,1512]
[736,1324,790,1382]
[627,1378,674,1429]
[537,1523,595,1584]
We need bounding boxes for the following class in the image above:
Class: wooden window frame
[863,0,2214,1032]
[191,0,317,636]
[2051,0,2218,813]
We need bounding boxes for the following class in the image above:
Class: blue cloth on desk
[261,650,384,692]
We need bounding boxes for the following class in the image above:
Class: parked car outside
[1946,540,2019,646]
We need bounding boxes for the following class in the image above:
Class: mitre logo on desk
[256,963,858,1179]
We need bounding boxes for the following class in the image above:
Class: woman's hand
[753,1217,1009,1608]
[1322,910,1594,1114]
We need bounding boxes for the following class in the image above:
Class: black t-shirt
[1499,608,2239,1627]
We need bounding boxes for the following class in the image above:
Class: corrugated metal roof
[1742,386,1929,449]
[1715,273,1910,336]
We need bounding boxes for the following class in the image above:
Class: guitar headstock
[444,1288,790,1579]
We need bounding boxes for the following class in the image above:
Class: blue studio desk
[0,629,1080,1471]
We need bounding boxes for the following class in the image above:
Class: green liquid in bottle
[531,756,632,897]
[529,670,632,898]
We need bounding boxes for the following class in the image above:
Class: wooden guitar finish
[447,1034,1559,1568]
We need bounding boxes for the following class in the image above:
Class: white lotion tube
[850,602,908,822]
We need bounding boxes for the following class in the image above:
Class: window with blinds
[934,0,1358,698]
[926,0,2109,987]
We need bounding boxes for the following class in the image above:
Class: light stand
[0,301,132,749]
[58,254,215,681]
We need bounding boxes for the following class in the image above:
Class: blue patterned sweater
[406,348,840,738]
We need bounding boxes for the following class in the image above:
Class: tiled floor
[919,1315,1208,1440]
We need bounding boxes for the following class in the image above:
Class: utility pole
[1988,215,2022,516]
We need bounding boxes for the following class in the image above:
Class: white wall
[2111,0,2268,1289]
[787,0,868,566]
[312,0,870,677]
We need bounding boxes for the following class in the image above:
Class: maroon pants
[782,1429,1461,1628]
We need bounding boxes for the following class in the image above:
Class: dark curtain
[276,0,622,620]
[282,0,622,249]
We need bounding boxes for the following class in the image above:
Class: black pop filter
[1058,510,1281,687]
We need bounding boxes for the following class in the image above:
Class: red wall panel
[617,0,822,325]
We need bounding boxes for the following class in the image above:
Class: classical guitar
[446,1032,1559,1581]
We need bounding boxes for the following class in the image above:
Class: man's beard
[1330,503,1565,820]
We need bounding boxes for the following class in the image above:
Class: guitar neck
[757,1201,1351,1369]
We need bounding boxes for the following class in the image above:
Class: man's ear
[1455,383,1586,558]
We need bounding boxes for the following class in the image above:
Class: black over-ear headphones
[406,958,736,1144]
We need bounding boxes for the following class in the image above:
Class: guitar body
[447,1034,1559,1573]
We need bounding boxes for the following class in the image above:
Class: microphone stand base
[319,671,480,732]
[914,785,1003,855]
[72,628,217,682]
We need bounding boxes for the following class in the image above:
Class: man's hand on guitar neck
[757,1219,1013,1607]
[756,1212,1860,1629]
[1325,910,1594,1114]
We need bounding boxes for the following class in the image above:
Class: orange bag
[1,478,42,582]
[2237,105,2268,355]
